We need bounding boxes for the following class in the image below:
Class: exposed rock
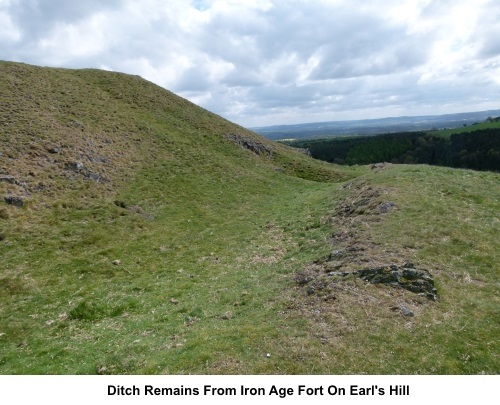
[227,133,272,157]
[379,201,396,213]
[327,271,350,277]
[296,180,437,302]
[0,175,18,184]
[355,263,437,300]
[296,275,314,285]
[85,171,101,182]
[336,186,383,217]
[112,259,120,266]
[66,161,85,171]
[4,195,24,207]
[400,306,414,317]
[48,147,60,154]
[65,161,107,182]
[371,162,388,170]
[329,250,343,259]
[301,260,437,301]
[0,175,26,188]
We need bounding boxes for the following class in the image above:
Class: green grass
[0,61,498,374]
[429,121,500,138]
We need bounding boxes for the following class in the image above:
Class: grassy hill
[1,61,498,374]
[429,120,500,139]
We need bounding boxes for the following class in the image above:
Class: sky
[1,0,499,127]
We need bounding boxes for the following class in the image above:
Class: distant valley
[252,109,500,140]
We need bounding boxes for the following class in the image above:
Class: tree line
[287,128,500,172]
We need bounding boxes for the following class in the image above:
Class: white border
[1,375,498,405]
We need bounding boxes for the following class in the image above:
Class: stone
[227,133,272,157]
[112,260,120,266]
[329,250,343,259]
[85,171,101,182]
[4,195,24,207]
[0,175,17,184]
[400,306,414,317]
[48,147,60,154]
[66,161,85,171]
[296,276,313,285]
[327,271,350,277]
[65,162,107,182]
[379,201,396,213]
[0,175,25,188]
[371,162,387,170]
[355,264,437,300]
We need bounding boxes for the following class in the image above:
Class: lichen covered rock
[355,262,437,300]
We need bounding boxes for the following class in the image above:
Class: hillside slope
[0,62,498,374]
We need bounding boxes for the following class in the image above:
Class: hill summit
[0,61,340,206]
[1,61,498,374]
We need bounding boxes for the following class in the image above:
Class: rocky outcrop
[227,133,272,157]
[65,161,107,182]
[296,180,438,301]
[4,195,24,207]
[0,175,26,188]
[378,201,396,213]
[301,262,437,300]
[354,262,437,300]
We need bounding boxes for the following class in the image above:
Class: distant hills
[252,109,500,140]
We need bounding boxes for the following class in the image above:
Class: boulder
[0,175,18,184]
[379,201,396,213]
[4,195,24,207]
[356,262,437,300]
[227,133,272,157]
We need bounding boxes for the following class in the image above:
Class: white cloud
[0,0,21,43]
[0,13,20,42]
[0,0,499,126]
[37,13,109,65]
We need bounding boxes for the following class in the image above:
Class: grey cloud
[475,4,500,58]
[8,0,121,38]
[223,68,265,88]
[248,83,319,109]
[174,66,212,92]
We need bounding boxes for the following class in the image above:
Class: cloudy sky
[1,0,499,127]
